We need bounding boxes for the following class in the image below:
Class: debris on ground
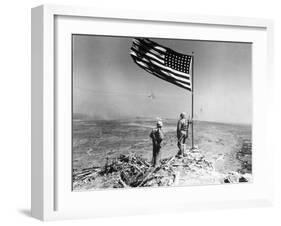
[73,148,252,190]
[236,139,252,174]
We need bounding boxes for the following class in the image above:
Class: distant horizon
[72,113,252,126]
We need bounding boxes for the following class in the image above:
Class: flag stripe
[139,38,167,54]
[131,42,165,62]
[131,46,164,64]
[134,39,167,55]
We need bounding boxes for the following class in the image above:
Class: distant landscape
[72,116,252,190]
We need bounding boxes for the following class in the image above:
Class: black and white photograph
[72,35,252,191]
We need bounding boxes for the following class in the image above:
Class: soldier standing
[150,120,164,167]
[177,112,192,157]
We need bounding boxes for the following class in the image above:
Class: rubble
[236,139,252,174]
[223,171,252,183]
[73,148,252,190]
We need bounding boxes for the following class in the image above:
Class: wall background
[0,0,280,225]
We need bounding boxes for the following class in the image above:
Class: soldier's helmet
[156,120,163,128]
[180,112,186,119]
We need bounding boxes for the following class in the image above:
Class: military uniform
[150,127,164,167]
[177,118,190,156]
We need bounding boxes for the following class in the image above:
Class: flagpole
[191,53,194,149]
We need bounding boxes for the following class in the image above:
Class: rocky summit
[73,148,252,191]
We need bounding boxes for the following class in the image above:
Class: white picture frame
[31,4,274,221]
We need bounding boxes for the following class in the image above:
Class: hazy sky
[73,35,252,124]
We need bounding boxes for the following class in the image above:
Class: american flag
[130,38,192,91]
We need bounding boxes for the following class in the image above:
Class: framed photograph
[31,4,274,221]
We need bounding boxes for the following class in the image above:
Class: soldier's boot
[177,145,184,158]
